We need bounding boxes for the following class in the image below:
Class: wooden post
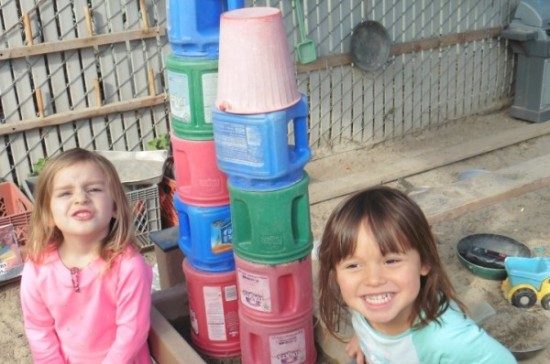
[147,67,156,96]
[83,6,94,36]
[140,0,150,30]
[35,88,44,117]
[22,12,33,45]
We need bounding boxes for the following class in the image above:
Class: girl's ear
[420,263,431,276]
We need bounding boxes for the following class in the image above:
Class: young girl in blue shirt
[318,186,516,363]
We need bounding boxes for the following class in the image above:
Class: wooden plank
[371,0,388,143]
[416,154,550,224]
[0,1,21,181]
[148,0,170,141]
[128,0,158,150]
[115,0,140,151]
[308,70,322,147]
[59,0,94,149]
[350,67,365,143]
[411,52,422,131]
[0,94,166,136]
[41,0,78,151]
[17,2,44,169]
[75,4,110,150]
[0,0,34,184]
[339,66,354,142]
[401,53,414,134]
[295,27,502,74]
[330,66,343,143]
[22,2,58,161]
[419,50,431,129]
[391,55,404,137]
[309,121,550,204]
[318,69,332,146]
[93,0,126,151]
[0,27,166,60]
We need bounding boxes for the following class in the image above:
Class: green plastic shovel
[292,0,317,64]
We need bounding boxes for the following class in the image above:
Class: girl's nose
[74,189,90,203]
[363,265,385,286]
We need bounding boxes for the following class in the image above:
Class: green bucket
[229,174,312,265]
[165,54,218,140]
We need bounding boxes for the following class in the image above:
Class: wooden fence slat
[0,95,166,136]
[19,1,47,170]
[339,67,353,142]
[93,0,126,150]
[149,0,170,141]
[0,27,166,60]
[308,71,321,147]
[60,1,95,149]
[1,1,34,184]
[126,0,155,151]
[319,69,332,147]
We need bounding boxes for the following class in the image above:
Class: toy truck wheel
[542,295,550,310]
[511,288,537,308]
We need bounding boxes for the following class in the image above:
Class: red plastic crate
[0,182,33,246]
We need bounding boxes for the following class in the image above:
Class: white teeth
[364,293,392,304]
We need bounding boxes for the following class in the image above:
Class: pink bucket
[235,255,313,322]
[216,7,300,114]
[182,259,241,358]
[171,134,229,206]
[239,309,317,364]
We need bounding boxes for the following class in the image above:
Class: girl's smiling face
[335,222,430,335]
[50,161,115,245]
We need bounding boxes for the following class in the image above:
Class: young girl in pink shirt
[20,148,153,363]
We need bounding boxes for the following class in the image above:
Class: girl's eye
[385,258,402,265]
[87,187,102,193]
[343,262,359,270]
[57,191,71,197]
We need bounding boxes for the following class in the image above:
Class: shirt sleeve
[20,262,66,363]
[416,308,517,364]
[101,251,153,363]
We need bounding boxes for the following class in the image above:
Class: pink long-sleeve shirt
[20,247,153,363]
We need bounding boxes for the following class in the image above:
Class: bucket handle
[225,0,245,11]
[177,209,191,251]
[288,95,311,166]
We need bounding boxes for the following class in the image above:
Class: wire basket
[0,182,33,246]
[126,184,161,250]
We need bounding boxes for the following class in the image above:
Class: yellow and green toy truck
[502,256,550,309]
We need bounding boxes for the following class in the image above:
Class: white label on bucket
[167,70,191,121]
[213,123,264,167]
[201,72,218,124]
[269,328,306,364]
[237,269,272,312]
[203,286,227,341]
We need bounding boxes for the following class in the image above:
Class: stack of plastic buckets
[213,8,317,363]
[166,0,244,360]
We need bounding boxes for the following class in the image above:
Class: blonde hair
[26,148,138,266]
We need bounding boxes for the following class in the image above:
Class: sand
[1,110,549,363]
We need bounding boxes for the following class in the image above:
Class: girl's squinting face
[335,223,430,335]
[50,161,115,245]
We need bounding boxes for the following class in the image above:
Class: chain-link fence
[1,0,519,185]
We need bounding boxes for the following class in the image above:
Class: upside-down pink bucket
[216,7,300,114]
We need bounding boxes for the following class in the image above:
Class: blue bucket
[212,94,311,191]
[174,194,234,272]
[167,0,245,58]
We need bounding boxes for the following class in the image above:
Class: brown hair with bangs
[317,185,464,338]
[26,148,139,267]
